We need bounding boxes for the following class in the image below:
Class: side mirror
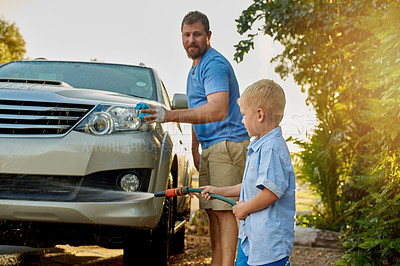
[172,93,188,110]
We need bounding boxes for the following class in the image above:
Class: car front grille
[0,99,94,136]
[0,174,83,201]
[0,169,151,202]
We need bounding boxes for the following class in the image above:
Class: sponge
[135,103,151,120]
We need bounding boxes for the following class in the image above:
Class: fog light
[119,173,141,192]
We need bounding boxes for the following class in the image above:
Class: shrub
[336,151,400,265]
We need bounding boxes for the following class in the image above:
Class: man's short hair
[238,79,286,124]
[181,11,210,34]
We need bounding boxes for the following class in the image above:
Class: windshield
[0,61,157,100]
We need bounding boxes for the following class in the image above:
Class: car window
[0,61,157,100]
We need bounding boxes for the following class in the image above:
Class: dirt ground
[0,192,343,265]
[168,205,343,265]
[0,229,342,265]
[169,233,343,266]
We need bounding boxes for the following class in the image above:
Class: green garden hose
[154,186,236,206]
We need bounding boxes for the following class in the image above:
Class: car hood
[57,88,144,106]
[0,80,149,106]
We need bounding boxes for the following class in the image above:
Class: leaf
[387,217,400,224]
[390,129,398,141]
[359,241,376,249]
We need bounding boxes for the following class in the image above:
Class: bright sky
[1,0,316,150]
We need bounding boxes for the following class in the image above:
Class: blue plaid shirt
[238,127,296,265]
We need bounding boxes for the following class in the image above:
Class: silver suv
[0,60,192,265]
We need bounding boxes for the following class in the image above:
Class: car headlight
[87,111,114,135]
[75,104,150,135]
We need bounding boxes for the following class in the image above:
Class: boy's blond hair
[238,79,286,124]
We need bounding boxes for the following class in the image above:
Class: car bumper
[0,130,166,228]
[0,195,162,228]
[0,131,159,176]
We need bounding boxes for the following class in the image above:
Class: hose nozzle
[154,186,189,197]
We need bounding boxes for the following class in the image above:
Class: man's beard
[186,45,207,60]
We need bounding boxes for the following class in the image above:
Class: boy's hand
[232,201,249,220]
[200,186,217,200]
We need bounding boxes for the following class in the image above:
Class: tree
[364,1,400,153]
[0,17,26,64]
[234,0,400,263]
[234,0,384,228]
[337,2,400,264]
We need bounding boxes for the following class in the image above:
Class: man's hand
[139,104,167,123]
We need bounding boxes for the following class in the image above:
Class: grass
[296,182,321,213]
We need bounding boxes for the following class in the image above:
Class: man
[142,11,249,266]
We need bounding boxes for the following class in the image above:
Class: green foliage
[336,151,400,265]
[235,0,382,229]
[336,2,400,264]
[235,0,400,264]
[0,18,26,64]
[363,2,400,154]
[294,124,348,229]
[297,211,340,232]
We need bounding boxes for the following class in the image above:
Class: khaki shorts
[199,139,249,211]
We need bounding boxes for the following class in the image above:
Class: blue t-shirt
[238,127,296,265]
[186,48,249,149]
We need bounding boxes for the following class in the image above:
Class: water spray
[154,186,236,206]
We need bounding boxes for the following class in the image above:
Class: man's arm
[191,126,200,171]
[232,188,278,220]
[142,91,229,124]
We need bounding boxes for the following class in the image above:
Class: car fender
[153,130,174,199]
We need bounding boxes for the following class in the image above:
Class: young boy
[201,79,296,266]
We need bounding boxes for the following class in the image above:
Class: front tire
[123,197,173,266]
[150,196,173,265]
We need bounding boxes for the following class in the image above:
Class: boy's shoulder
[258,135,291,159]
[251,127,290,155]
[259,134,287,150]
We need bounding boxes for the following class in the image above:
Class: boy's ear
[257,108,265,122]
